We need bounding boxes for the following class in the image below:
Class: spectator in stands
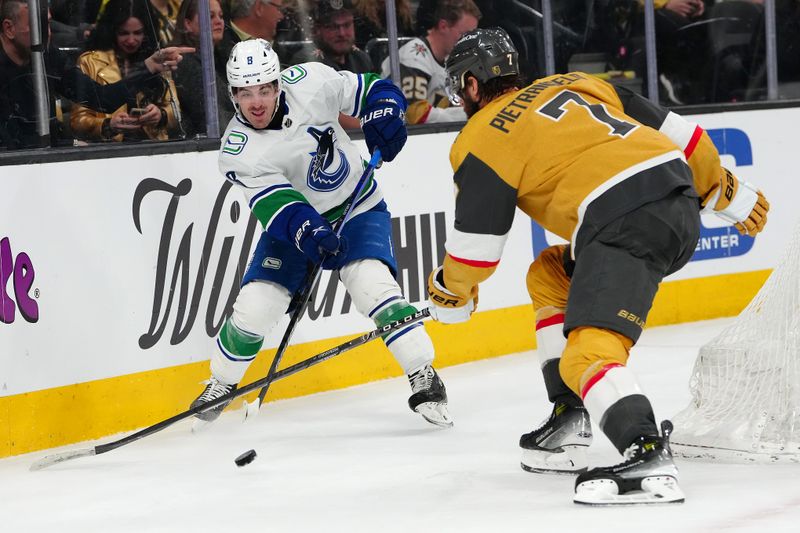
[219,0,285,62]
[622,0,709,104]
[381,0,480,124]
[351,0,414,51]
[71,0,182,142]
[657,0,708,103]
[148,0,181,46]
[775,0,800,84]
[272,0,309,43]
[706,0,800,101]
[289,0,372,73]
[171,0,233,137]
[49,0,99,48]
[0,0,192,149]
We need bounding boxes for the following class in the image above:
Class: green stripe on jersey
[360,73,383,112]
[373,301,419,340]
[219,317,264,358]
[251,188,309,230]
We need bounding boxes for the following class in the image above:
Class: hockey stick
[244,149,383,419]
[29,307,431,471]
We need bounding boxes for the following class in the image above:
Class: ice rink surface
[2,318,799,532]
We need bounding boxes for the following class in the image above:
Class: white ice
[2,319,799,533]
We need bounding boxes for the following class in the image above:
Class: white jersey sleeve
[286,62,381,119]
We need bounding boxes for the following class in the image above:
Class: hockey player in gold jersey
[426,28,769,505]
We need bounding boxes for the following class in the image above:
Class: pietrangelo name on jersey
[489,72,587,134]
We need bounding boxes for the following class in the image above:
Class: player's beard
[462,92,481,119]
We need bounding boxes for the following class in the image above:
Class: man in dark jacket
[289,0,373,73]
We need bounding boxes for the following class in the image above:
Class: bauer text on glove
[705,168,769,236]
[289,207,341,263]
[427,266,475,324]
[360,79,407,162]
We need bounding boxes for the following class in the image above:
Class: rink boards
[1,106,794,458]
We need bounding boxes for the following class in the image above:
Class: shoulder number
[401,75,428,101]
[222,130,248,155]
[537,90,637,137]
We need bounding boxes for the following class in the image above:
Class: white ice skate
[574,420,685,505]
[408,364,453,428]
[519,403,592,474]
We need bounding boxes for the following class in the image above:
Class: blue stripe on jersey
[385,322,423,347]
[249,183,293,209]
[369,295,403,318]
[217,338,257,362]
[352,74,363,117]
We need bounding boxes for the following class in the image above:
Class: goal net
[671,228,800,463]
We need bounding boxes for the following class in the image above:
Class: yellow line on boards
[0,270,770,458]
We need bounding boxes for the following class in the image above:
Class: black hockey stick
[29,307,430,471]
[248,149,383,416]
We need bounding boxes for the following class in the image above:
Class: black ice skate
[190,377,237,431]
[574,420,685,505]
[407,364,453,428]
[519,403,592,474]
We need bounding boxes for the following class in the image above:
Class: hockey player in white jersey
[190,39,452,428]
[380,0,480,124]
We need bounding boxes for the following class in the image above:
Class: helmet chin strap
[267,91,281,123]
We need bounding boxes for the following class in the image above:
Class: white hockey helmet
[227,38,281,88]
[227,39,282,121]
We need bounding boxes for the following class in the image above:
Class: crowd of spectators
[71,0,182,141]
[2,0,799,151]
[0,0,192,149]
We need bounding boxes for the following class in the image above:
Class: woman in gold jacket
[71,0,181,142]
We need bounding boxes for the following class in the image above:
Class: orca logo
[306,126,350,192]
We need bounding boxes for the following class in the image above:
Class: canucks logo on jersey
[306,126,350,192]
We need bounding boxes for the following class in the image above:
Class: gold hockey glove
[427,266,475,324]
[710,169,770,237]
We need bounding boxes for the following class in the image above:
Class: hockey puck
[235,449,257,467]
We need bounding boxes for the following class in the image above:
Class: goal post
[671,226,800,463]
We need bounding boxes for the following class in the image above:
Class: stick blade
[242,399,261,422]
[29,448,96,471]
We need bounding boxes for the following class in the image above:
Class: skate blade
[415,402,454,428]
[520,445,588,475]
[574,476,685,505]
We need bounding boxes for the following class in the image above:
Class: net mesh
[671,225,800,463]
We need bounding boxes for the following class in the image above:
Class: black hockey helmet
[444,27,519,104]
